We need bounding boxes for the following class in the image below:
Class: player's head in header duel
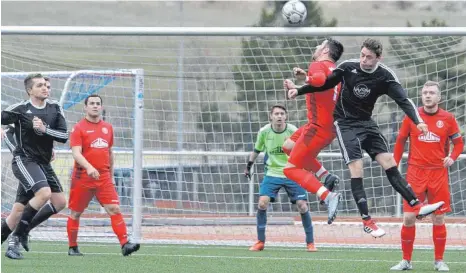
[269,104,287,129]
[84,94,104,120]
[421,81,441,110]
[24,73,48,100]
[360,38,383,72]
[312,38,344,63]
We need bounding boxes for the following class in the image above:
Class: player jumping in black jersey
[285,38,445,238]
[1,73,68,259]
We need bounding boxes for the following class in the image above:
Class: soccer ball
[282,0,307,25]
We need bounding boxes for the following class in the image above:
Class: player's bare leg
[376,153,445,219]
[249,196,269,251]
[104,204,140,256]
[391,212,416,270]
[283,138,340,192]
[6,187,51,259]
[347,159,386,238]
[431,214,449,271]
[296,200,316,252]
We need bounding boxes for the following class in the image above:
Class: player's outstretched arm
[393,117,411,165]
[386,80,424,126]
[44,105,69,143]
[296,69,343,96]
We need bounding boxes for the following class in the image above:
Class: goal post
[1,26,465,249]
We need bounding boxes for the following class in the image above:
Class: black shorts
[12,156,63,205]
[334,119,390,165]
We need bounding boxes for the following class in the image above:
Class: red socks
[433,224,447,261]
[284,167,328,199]
[67,216,80,248]
[401,225,415,261]
[111,213,129,246]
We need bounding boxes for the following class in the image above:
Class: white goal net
[1,28,465,249]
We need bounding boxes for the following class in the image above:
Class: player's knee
[403,213,416,226]
[375,153,396,169]
[104,204,121,215]
[34,186,52,203]
[50,192,67,212]
[282,140,294,156]
[296,201,308,214]
[69,210,82,220]
[431,214,445,226]
[258,197,269,210]
[348,160,364,178]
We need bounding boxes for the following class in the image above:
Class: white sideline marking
[40,243,466,253]
[4,251,466,264]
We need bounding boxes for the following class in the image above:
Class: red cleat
[363,219,386,238]
[249,241,265,251]
[306,243,318,252]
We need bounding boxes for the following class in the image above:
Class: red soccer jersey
[305,60,341,129]
[70,118,114,180]
[397,107,461,169]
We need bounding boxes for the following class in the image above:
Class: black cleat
[68,246,84,256]
[319,173,340,205]
[5,235,23,259]
[121,242,140,256]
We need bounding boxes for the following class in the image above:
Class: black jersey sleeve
[1,103,22,125]
[3,125,17,152]
[385,71,423,125]
[44,104,69,143]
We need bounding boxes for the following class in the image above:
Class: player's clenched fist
[416,122,429,136]
[86,166,100,179]
[293,67,307,81]
[33,116,46,133]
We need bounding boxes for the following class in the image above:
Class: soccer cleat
[324,192,342,224]
[390,259,413,271]
[249,241,265,251]
[5,235,24,260]
[121,241,140,256]
[363,219,386,238]
[306,243,317,252]
[68,246,84,256]
[415,201,445,220]
[434,260,449,271]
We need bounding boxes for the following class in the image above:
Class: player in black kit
[1,73,68,259]
[285,38,445,238]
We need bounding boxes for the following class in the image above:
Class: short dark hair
[326,38,344,62]
[84,94,103,105]
[270,104,287,114]
[23,73,44,94]
[361,38,383,57]
[43,76,50,82]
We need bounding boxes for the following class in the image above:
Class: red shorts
[290,125,305,142]
[403,165,451,215]
[68,177,120,213]
[288,123,335,169]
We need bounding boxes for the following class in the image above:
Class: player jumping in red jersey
[390,81,463,271]
[67,94,140,256]
[282,39,344,224]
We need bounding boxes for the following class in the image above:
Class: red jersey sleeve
[70,124,83,148]
[109,125,114,148]
[393,116,411,165]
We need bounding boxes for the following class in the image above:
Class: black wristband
[246,161,254,170]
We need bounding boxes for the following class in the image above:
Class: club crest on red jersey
[102,127,108,134]
[436,120,444,128]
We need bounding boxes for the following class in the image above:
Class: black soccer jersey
[297,59,423,125]
[1,99,68,164]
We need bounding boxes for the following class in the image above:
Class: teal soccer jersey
[254,124,298,178]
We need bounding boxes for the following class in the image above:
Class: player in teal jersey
[244,104,317,252]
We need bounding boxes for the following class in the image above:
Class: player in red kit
[283,39,345,224]
[390,81,464,271]
[67,94,140,256]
